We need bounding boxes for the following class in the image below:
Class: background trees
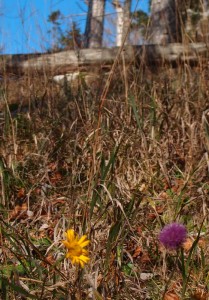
[130,9,148,44]
[148,0,209,44]
[47,10,82,51]
[148,0,183,44]
[47,0,209,50]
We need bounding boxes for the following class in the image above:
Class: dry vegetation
[0,54,209,299]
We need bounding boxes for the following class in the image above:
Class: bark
[148,0,182,44]
[85,0,106,48]
[84,0,93,47]
[113,1,124,46]
[122,0,132,44]
[113,0,132,46]
[1,43,209,76]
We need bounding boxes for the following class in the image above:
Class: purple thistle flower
[159,223,187,250]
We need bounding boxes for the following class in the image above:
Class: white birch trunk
[122,0,131,44]
[113,0,131,47]
[113,1,124,46]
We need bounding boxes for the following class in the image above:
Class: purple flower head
[159,223,187,250]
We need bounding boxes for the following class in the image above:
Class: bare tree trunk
[113,0,132,47]
[85,0,106,48]
[148,0,182,44]
[113,1,123,46]
[122,0,132,44]
[84,0,93,47]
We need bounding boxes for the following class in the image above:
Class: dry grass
[0,54,209,299]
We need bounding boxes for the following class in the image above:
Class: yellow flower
[62,229,90,268]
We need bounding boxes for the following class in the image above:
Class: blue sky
[0,0,149,54]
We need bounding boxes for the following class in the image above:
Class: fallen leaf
[41,254,55,267]
[198,238,206,249]
[183,237,206,252]
[45,254,55,264]
[140,252,151,263]
[171,178,185,193]
[21,203,28,210]
[136,227,143,235]
[34,187,41,195]
[163,292,180,300]
[96,273,103,286]
[159,191,169,199]
[48,162,57,171]
[50,172,62,184]
[156,206,164,214]
[132,246,142,258]
[17,188,25,198]
[191,290,208,300]
[183,237,193,252]
[147,213,156,220]
[9,203,28,221]
[52,199,65,205]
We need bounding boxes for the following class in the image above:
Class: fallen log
[0,43,208,76]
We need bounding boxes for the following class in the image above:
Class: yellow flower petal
[66,229,75,241]
[78,236,90,248]
[78,235,88,244]
[79,255,90,263]
[80,240,90,247]
[66,252,72,259]
[81,249,88,256]
[62,241,71,248]
[68,245,82,257]
[62,229,90,268]
[79,260,84,268]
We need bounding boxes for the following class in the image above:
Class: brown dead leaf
[140,252,151,263]
[191,289,208,300]
[136,226,143,235]
[156,206,164,214]
[48,162,57,171]
[9,203,28,221]
[147,213,156,220]
[148,205,164,220]
[183,237,206,252]
[45,254,55,264]
[41,254,55,267]
[159,191,169,199]
[171,178,185,193]
[198,238,206,249]
[50,172,62,184]
[163,292,180,300]
[17,188,25,198]
[21,203,28,210]
[52,199,65,205]
[34,187,41,195]
[96,273,103,286]
[183,237,193,252]
[132,246,142,258]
